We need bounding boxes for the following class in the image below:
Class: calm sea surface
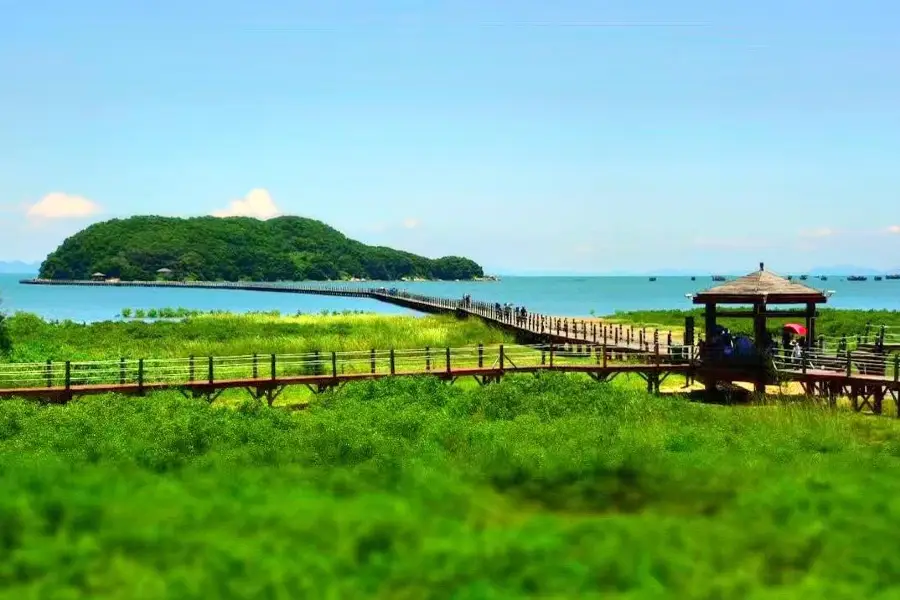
[1,274,899,323]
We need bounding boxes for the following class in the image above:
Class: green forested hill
[38,216,484,281]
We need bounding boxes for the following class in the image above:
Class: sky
[1,0,899,275]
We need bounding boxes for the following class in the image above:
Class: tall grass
[1,375,900,597]
[2,312,513,362]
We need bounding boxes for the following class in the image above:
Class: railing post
[445,347,451,373]
[602,340,608,368]
[801,349,807,374]
[271,354,277,380]
[425,346,431,371]
[46,360,52,388]
[208,356,214,384]
[138,358,144,393]
[499,344,505,370]
[119,357,125,385]
[894,355,899,383]
[331,351,338,378]
[189,355,195,381]
[64,360,71,391]
[549,342,554,367]
[370,349,376,373]
[390,349,395,375]
[252,353,258,379]
[846,351,852,377]
[478,343,484,368]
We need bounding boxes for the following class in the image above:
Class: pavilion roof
[692,263,828,304]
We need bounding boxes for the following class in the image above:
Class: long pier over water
[19,279,684,353]
[10,279,900,416]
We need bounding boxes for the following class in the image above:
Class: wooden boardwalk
[0,343,692,403]
[14,279,900,418]
[19,279,685,353]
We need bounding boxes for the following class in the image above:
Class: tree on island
[38,216,485,282]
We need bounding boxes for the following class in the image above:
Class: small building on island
[91,272,106,281]
[156,268,173,280]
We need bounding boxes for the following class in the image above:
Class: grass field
[2,310,900,597]
[1,311,513,363]
[2,375,900,598]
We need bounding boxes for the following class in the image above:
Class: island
[38,216,485,282]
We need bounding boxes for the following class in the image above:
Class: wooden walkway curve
[19,279,686,353]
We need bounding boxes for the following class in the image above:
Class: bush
[0,298,11,355]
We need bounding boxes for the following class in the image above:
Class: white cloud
[26,193,101,219]
[799,227,835,238]
[402,217,421,229]
[212,188,281,220]
[887,225,900,234]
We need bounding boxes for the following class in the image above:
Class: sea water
[1,274,899,323]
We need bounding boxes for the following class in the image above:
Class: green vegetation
[1,312,510,363]
[38,215,484,281]
[3,310,900,596]
[3,375,900,597]
[612,307,900,340]
[0,297,10,356]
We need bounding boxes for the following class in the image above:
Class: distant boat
[819,275,828,281]
[711,275,726,281]
[847,275,868,281]
[690,276,696,281]
[874,276,883,281]
[648,277,657,282]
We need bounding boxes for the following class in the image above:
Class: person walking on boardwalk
[791,338,802,368]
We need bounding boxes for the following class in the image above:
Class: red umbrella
[783,323,807,335]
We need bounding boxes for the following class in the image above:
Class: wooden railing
[0,342,694,397]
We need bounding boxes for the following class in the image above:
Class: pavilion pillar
[704,303,717,393]
[753,302,767,394]
[805,302,816,349]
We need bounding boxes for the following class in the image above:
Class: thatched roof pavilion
[693,263,827,305]
[689,263,830,393]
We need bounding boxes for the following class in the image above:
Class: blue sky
[1,0,898,274]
